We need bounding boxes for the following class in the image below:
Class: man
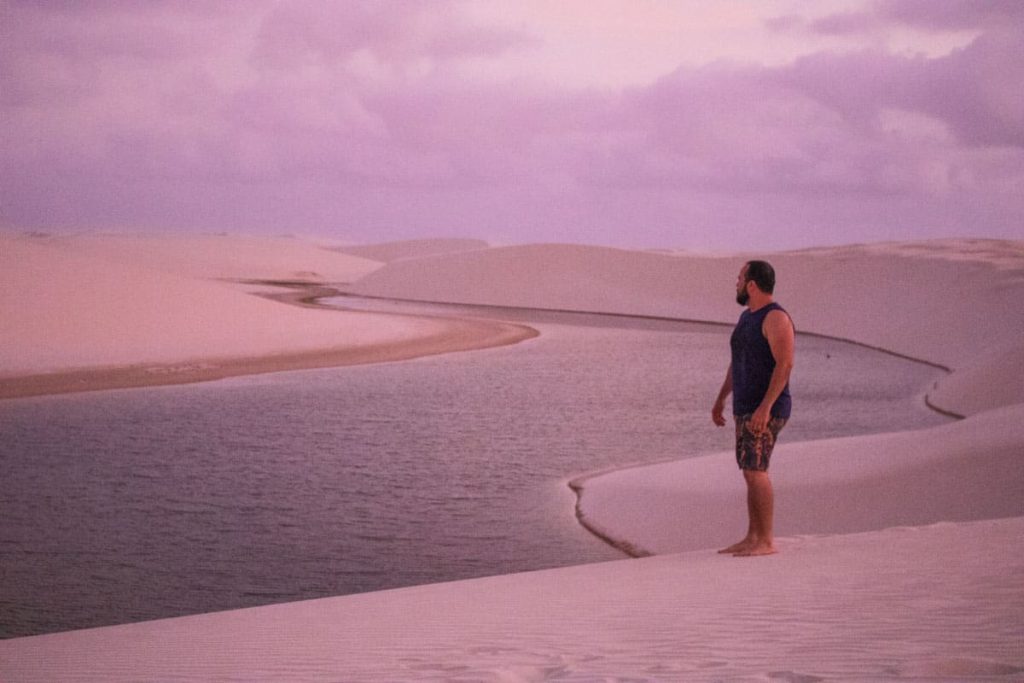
[711,260,795,557]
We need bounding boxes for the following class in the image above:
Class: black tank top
[730,302,792,418]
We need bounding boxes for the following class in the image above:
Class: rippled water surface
[0,303,949,637]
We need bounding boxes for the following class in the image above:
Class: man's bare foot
[734,543,776,557]
[718,539,755,554]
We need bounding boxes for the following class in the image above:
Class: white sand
[574,402,1024,557]
[0,233,535,396]
[31,232,386,283]
[349,239,1024,366]
[2,235,1022,681]
[926,340,1024,417]
[2,517,1021,682]
[350,238,1024,415]
[331,237,490,263]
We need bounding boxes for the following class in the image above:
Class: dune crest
[331,237,490,262]
[32,232,385,282]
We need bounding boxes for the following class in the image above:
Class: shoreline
[563,339,962,559]
[568,392,963,559]
[334,292,972,558]
[3,280,958,402]
[334,290,955,371]
[0,282,539,401]
[569,400,1024,562]
[567,476,653,559]
[5,280,966,563]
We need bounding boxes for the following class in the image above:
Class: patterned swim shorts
[734,414,787,471]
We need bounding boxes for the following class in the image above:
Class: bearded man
[711,260,795,557]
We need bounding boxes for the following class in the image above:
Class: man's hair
[744,260,776,294]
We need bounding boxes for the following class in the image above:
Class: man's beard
[736,288,749,306]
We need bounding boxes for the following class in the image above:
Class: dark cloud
[810,12,879,36]
[876,0,1024,31]
[763,14,805,33]
[769,0,1024,37]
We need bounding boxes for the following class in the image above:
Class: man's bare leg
[718,484,759,553]
[734,469,776,556]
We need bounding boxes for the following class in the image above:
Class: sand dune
[0,233,536,396]
[351,239,1024,394]
[331,237,490,263]
[352,242,737,324]
[2,234,1022,680]
[37,232,385,283]
[926,340,1024,416]
[574,402,1024,557]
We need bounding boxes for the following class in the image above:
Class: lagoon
[0,302,949,638]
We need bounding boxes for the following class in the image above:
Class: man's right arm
[712,363,732,427]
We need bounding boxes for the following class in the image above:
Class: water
[0,303,949,638]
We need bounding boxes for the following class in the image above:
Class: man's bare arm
[712,362,733,426]
[749,310,795,433]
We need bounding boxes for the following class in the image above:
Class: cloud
[810,11,880,36]
[777,28,1024,148]
[876,0,1024,31]
[769,0,1024,36]
[251,0,533,70]
[1,1,1021,247]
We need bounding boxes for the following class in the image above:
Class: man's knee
[743,469,770,485]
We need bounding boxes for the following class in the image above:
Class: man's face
[736,265,750,306]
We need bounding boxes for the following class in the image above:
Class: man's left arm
[749,310,795,434]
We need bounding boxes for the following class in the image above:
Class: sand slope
[926,340,1024,416]
[350,239,1024,405]
[574,403,1024,556]
[0,235,417,374]
[1,517,1021,682]
[37,232,385,282]
[0,234,536,394]
[351,242,737,324]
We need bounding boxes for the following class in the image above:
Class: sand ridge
[26,232,385,282]
[330,237,490,262]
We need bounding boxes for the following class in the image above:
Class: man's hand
[712,398,727,427]
[749,405,771,435]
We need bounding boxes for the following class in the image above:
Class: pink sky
[2,0,1022,249]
